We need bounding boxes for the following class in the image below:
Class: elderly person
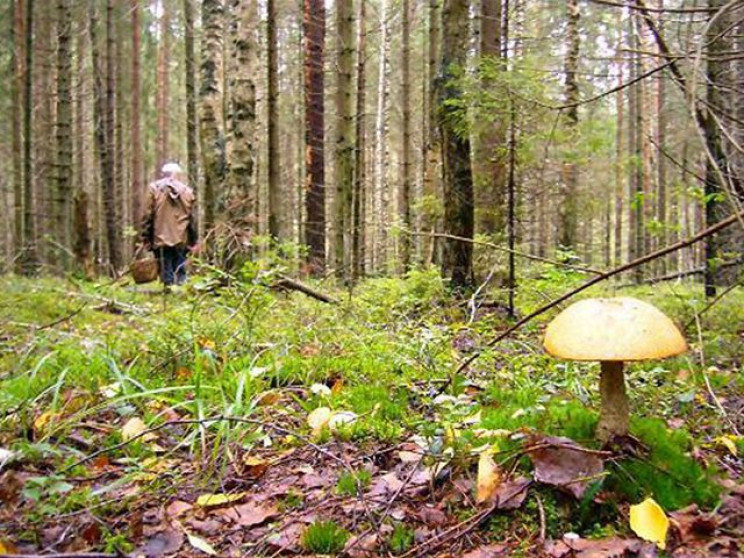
[140,162,198,286]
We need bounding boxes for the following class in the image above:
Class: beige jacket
[141,178,197,248]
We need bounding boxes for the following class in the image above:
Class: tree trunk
[373,0,390,272]
[422,0,441,266]
[559,0,580,251]
[130,0,143,230]
[333,0,354,279]
[227,0,258,226]
[200,0,226,231]
[22,0,38,274]
[184,0,198,204]
[303,0,326,274]
[475,0,505,235]
[11,0,24,271]
[352,0,367,282]
[267,0,282,239]
[399,0,412,270]
[74,5,92,275]
[105,0,120,270]
[439,0,474,290]
[55,0,73,269]
[156,0,170,169]
[613,22,624,269]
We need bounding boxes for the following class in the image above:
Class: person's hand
[188,243,201,255]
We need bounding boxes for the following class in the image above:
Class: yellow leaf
[629,497,669,549]
[476,452,502,504]
[196,492,245,508]
[0,539,19,554]
[307,407,332,435]
[715,436,738,457]
[33,411,58,433]
[187,533,217,555]
[121,417,157,442]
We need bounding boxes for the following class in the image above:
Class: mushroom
[543,297,687,443]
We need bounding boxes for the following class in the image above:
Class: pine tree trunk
[373,0,390,272]
[439,0,474,290]
[114,0,127,261]
[559,0,580,251]
[22,0,38,274]
[613,23,624,269]
[184,0,198,201]
[267,0,282,239]
[74,6,92,276]
[227,0,258,226]
[352,0,367,281]
[105,0,120,270]
[11,0,24,270]
[475,0,505,235]
[399,0,412,270]
[333,0,354,279]
[156,0,170,169]
[130,0,143,229]
[303,0,326,273]
[55,0,73,269]
[200,0,226,231]
[422,0,441,266]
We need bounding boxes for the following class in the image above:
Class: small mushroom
[543,297,687,443]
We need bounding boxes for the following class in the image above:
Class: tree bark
[333,0,354,279]
[303,0,326,273]
[399,0,412,270]
[184,0,199,203]
[55,0,73,269]
[130,0,143,230]
[11,0,24,271]
[227,0,259,226]
[156,0,171,169]
[200,0,226,231]
[267,0,282,239]
[559,0,580,251]
[22,0,38,274]
[373,0,390,272]
[352,0,367,281]
[422,0,441,266]
[439,0,474,290]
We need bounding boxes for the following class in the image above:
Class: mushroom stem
[596,361,629,442]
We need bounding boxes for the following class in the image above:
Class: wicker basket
[131,253,159,284]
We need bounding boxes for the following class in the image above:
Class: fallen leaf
[477,452,501,504]
[255,391,282,406]
[135,529,184,558]
[493,477,531,510]
[187,532,217,555]
[196,492,245,508]
[398,450,421,463]
[715,436,738,457]
[0,540,19,554]
[217,502,279,527]
[0,448,16,468]
[165,500,193,518]
[307,406,332,435]
[310,383,332,396]
[630,497,669,550]
[461,544,509,558]
[33,410,58,434]
[121,417,157,442]
[242,455,271,478]
[527,436,604,499]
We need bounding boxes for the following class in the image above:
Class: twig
[1,554,120,558]
[447,209,744,382]
[535,494,546,544]
[271,274,338,304]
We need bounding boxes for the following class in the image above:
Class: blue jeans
[157,246,188,285]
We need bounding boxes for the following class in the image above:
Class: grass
[302,520,350,555]
[0,262,742,552]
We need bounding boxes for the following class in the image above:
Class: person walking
[140,162,198,286]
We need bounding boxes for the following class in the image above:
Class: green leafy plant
[389,523,415,555]
[336,470,371,497]
[302,521,350,555]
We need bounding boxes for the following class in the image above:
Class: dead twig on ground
[272,274,338,304]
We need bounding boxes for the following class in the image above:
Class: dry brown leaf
[527,436,604,499]
[217,502,279,527]
[121,417,157,442]
[135,529,184,558]
[165,500,193,518]
[477,452,502,504]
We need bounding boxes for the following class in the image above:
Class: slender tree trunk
[439,0,474,290]
[632,14,644,283]
[614,23,624,268]
[334,0,354,279]
[156,0,170,169]
[352,0,367,281]
[373,0,390,272]
[105,0,120,269]
[267,0,282,239]
[303,0,326,273]
[130,0,143,231]
[476,0,505,235]
[399,0,412,270]
[227,0,258,225]
[74,11,92,277]
[184,0,198,204]
[11,0,24,270]
[200,0,226,231]
[423,0,441,266]
[22,0,37,274]
[114,0,127,261]
[559,0,580,250]
[55,0,73,269]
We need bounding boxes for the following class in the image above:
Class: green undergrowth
[0,263,741,530]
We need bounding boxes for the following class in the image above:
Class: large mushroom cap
[544,297,687,362]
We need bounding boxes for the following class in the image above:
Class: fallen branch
[271,274,338,304]
[451,209,744,378]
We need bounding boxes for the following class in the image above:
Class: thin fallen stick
[272,274,338,304]
[450,209,744,379]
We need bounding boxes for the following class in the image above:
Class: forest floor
[0,263,743,557]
